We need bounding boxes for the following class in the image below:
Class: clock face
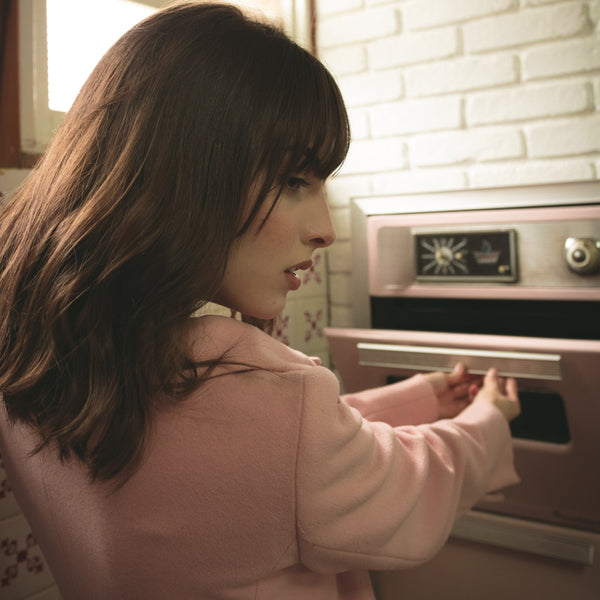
[419,236,469,276]
[414,230,517,282]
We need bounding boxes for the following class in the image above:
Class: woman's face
[216,173,336,319]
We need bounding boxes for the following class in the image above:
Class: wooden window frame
[0,0,39,168]
[0,0,316,170]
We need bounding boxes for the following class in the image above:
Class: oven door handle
[357,342,562,381]
[451,512,595,565]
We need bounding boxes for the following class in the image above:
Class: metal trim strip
[452,512,595,566]
[357,342,562,381]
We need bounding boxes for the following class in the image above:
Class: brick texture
[402,0,517,30]
[463,3,588,52]
[316,0,599,329]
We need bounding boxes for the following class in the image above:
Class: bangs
[237,28,350,234]
[280,53,350,180]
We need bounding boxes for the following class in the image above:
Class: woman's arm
[296,366,519,573]
[341,363,480,426]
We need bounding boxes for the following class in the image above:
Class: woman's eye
[287,176,310,190]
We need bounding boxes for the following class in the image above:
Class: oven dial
[564,237,600,274]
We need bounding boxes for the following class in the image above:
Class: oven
[325,181,600,599]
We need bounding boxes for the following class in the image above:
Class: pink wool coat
[0,315,518,599]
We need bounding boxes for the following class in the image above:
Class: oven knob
[564,237,600,274]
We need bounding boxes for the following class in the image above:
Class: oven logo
[473,240,501,265]
[420,237,469,276]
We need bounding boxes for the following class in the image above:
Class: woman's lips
[284,260,313,291]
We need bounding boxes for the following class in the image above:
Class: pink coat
[0,315,518,599]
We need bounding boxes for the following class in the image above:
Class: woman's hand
[472,368,521,422]
[423,363,481,419]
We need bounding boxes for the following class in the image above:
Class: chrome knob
[564,237,600,275]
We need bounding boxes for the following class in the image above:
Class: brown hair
[0,1,349,482]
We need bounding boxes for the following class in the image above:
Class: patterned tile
[291,250,328,299]
[0,514,55,599]
[0,453,21,521]
[276,296,329,357]
[26,585,63,600]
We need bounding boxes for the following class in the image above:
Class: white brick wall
[318,0,600,329]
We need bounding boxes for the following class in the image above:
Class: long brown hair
[0,1,349,482]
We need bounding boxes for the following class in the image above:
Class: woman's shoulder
[187,314,318,372]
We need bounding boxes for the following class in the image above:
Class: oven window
[387,376,570,444]
[371,297,600,341]
[509,390,570,444]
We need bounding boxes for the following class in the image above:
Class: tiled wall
[318,0,600,328]
[0,170,62,599]
[0,455,60,600]
[274,248,332,365]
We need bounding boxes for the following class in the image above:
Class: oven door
[326,326,600,599]
[370,513,600,600]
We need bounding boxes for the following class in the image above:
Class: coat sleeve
[340,374,439,426]
[295,366,519,574]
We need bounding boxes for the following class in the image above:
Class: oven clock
[414,229,517,282]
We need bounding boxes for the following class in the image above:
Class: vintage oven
[325,181,600,599]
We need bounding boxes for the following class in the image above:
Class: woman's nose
[307,186,336,249]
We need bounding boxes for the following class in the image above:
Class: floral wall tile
[0,453,21,521]
[0,515,55,599]
[276,296,329,357]
[292,250,328,299]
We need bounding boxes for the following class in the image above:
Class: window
[5,0,310,164]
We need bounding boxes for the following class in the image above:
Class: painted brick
[366,0,398,6]
[402,0,517,31]
[327,240,353,272]
[330,304,355,328]
[367,27,458,70]
[466,82,592,125]
[463,3,588,52]
[320,45,367,77]
[370,96,462,137]
[341,138,407,174]
[527,115,600,157]
[317,7,399,49]
[524,0,566,4]
[595,77,600,110]
[318,0,363,17]
[347,108,370,140]
[326,174,373,208]
[372,168,467,194]
[468,158,595,187]
[330,207,352,240]
[410,127,524,166]
[590,0,600,24]
[522,37,600,80]
[405,54,518,97]
[329,273,353,304]
[338,71,403,108]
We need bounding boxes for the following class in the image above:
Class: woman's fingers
[506,376,519,401]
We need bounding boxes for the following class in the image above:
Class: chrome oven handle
[452,512,595,566]
[357,342,562,381]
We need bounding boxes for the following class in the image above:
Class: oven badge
[416,231,516,280]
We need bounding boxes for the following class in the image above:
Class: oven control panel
[415,230,517,282]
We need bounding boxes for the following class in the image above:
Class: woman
[0,2,520,598]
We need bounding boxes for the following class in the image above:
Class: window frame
[0,0,313,168]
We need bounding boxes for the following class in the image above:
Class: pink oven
[325,181,600,599]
